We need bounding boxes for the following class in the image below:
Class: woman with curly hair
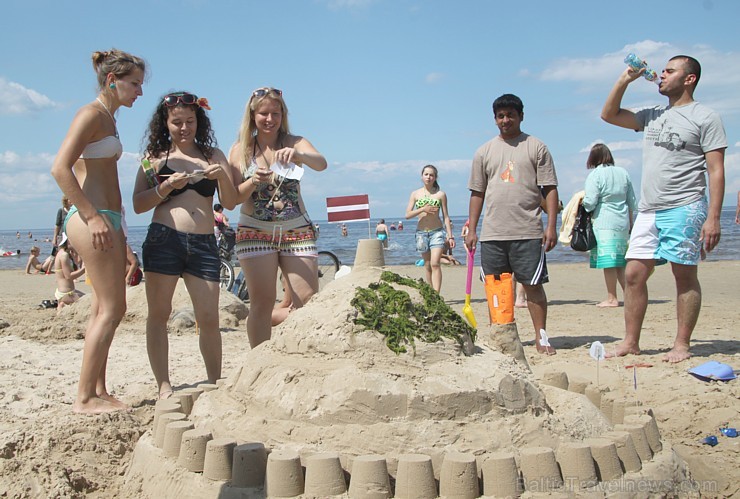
[133,91,236,399]
[228,87,327,348]
[51,48,146,414]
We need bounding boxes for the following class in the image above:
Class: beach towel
[559,190,585,245]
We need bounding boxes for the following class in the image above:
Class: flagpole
[367,219,371,239]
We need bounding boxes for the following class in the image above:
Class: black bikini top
[156,151,217,198]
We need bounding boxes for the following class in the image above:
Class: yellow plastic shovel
[462,247,477,328]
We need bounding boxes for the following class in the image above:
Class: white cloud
[724,149,739,174]
[539,41,672,83]
[537,41,740,100]
[341,159,417,175]
[0,150,142,207]
[579,140,642,153]
[0,77,61,115]
[0,151,58,202]
[425,72,444,84]
[340,158,469,178]
[0,151,21,165]
[724,149,740,195]
[0,150,55,170]
[324,0,376,9]
[612,155,636,168]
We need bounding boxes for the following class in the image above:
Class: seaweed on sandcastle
[351,271,476,354]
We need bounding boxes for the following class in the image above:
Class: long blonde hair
[236,88,291,169]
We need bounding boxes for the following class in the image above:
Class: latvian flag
[326,194,370,223]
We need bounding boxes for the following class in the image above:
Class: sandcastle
[123,265,687,498]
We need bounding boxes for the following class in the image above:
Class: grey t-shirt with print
[634,101,726,211]
[468,133,558,241]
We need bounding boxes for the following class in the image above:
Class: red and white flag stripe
[326,194,370,223]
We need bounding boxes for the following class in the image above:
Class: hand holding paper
[270,162,304,181]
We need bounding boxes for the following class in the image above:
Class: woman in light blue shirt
[582,144,637,307]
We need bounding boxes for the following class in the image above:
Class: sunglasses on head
[252,87,282,98]
[163,93,198,106]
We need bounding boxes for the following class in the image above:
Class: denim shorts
[142,223,221,282]
[415,227,447,253]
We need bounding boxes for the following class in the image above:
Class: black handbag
[570,204,597,251]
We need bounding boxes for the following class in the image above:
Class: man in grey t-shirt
[601,55,726,363]
[465,94,559,354]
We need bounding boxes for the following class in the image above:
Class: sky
[1,0,739,231]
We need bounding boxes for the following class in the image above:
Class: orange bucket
[484,273,514,324]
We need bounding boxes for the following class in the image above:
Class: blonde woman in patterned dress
[228,87,327,348]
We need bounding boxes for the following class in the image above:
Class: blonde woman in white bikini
[405,164,455,293]
[229,87,327,349]
[51,49,146,414]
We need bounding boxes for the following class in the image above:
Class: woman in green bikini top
[405,164,455,293]
[414,196,441,210]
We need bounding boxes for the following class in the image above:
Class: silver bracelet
[154,184,167,200]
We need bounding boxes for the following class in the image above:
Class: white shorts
[626,199,707,265]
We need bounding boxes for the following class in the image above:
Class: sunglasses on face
[252,87,282,98]
[163,93,198,107]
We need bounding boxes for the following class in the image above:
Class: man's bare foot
[535,344,557,355]
[663,346,691,363]
[604,342,640,358]
[515,301,528,308]
[596,300,619,308]
[73,396,124,415]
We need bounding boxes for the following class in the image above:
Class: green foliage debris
[350,271,476,354]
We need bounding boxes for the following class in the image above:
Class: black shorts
[480,239,548,285]
[142,223,221,282]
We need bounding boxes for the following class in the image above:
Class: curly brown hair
[142,92,216,160]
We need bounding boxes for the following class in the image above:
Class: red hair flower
[197,97,211,110]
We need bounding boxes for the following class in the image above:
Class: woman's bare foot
[98,392,130,410]
[73,396,124,415]
[605,342,640,358]
[596,299,620,308]
[663,346,691,363]
[159,389,174,400]
[515,300,528,308]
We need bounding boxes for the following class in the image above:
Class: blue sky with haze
[1,0,738,230]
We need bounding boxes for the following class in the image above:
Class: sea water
[1,210,739,271]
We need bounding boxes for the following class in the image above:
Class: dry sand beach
[0,260,738,497]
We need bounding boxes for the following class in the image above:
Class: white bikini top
[80,136,123,160]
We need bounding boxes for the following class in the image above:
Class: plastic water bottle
[141,158,160,187]
[624,53,659,82]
